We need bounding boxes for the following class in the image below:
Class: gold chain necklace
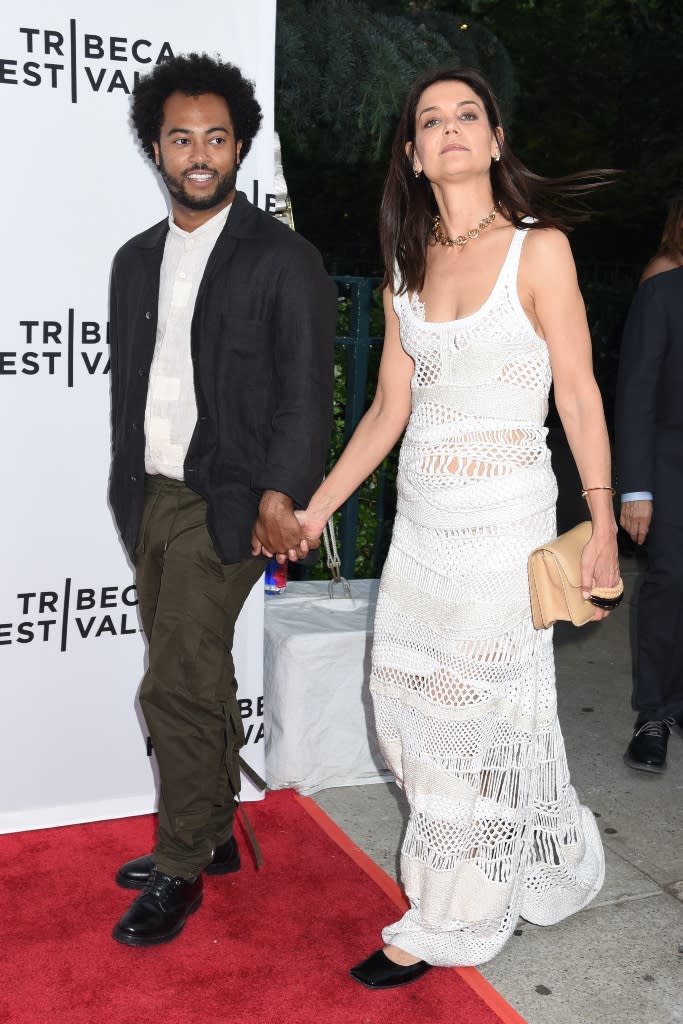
[431,206,498,248]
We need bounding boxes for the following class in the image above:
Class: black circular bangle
[589,592,623,610]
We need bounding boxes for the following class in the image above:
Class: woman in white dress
[289,67,621,988]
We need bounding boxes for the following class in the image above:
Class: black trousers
[135,475,264,878]
[634,514,683,723]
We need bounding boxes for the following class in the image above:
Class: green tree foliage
[307,289,394,581]
[398,0,683,261]
[277,0,681,263]
[276,0,515,163]
[275,1,515,265]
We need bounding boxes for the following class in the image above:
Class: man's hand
[620,499,653,545]
[251,490,308,559]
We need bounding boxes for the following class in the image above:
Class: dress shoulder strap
[499,221,532,287]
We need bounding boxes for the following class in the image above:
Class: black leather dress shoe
[623,719,674,773]
[116,835,240,889]
[112,870,203,947]
[350,949,432,989]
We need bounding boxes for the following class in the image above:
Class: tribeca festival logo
[0,580,265,743]
[0,21,174,100]
[0,580,140,653]
[1,581,264,741]
[238,696,265,745]
[0,312,110,385]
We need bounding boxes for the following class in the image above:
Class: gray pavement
[312,561,683,1024]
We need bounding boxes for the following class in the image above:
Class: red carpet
[0,790,526,1024]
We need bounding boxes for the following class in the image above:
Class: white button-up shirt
[144,204,231,479]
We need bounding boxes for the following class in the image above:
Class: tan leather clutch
[528,521,624,630]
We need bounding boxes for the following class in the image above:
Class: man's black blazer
[108,191,338,564]
[615,266,683,521]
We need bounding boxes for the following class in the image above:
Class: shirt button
[145,311,151,320]
[138,368,146,377]
[179,271,187,279]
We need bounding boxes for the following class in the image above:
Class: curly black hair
[131,52,263,162]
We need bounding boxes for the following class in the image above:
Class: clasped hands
[250,491,326,563]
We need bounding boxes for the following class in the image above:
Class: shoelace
[140,869,190,899]
[635,717,675,738]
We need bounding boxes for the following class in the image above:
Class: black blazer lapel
[195,192,259,305]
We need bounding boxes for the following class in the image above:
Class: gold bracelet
[581,486,616,498]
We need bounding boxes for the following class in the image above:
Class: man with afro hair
[108,53,336,947]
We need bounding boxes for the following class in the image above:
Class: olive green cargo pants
[135,475,264,878]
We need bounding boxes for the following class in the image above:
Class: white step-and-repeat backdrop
[0,1,276,832]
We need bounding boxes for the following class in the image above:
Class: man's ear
[152,141,160,167]
[236,139,243,165]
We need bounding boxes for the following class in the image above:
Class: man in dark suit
[108,54,336,946]
[615,266,683,773]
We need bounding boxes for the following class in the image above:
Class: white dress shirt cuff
[621,491,653,502]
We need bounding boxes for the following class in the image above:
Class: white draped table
[263,579,392,795]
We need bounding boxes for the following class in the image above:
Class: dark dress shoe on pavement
[112,869,203,946]
[623,719,675,773]
[116,835,240,889]
[350,948,432,989]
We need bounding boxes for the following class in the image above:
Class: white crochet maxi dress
[371,226,604,967]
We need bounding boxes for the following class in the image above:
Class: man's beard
[158,157,237,211]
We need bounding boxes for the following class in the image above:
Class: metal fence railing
[332,276,385,579]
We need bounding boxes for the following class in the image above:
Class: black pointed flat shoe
[350,948,432,989]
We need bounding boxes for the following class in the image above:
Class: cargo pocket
[177,602,235,705]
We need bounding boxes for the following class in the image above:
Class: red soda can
[264,557,288,593]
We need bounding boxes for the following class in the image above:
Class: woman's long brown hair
[380,66,615,294]
[656,194,683,261]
